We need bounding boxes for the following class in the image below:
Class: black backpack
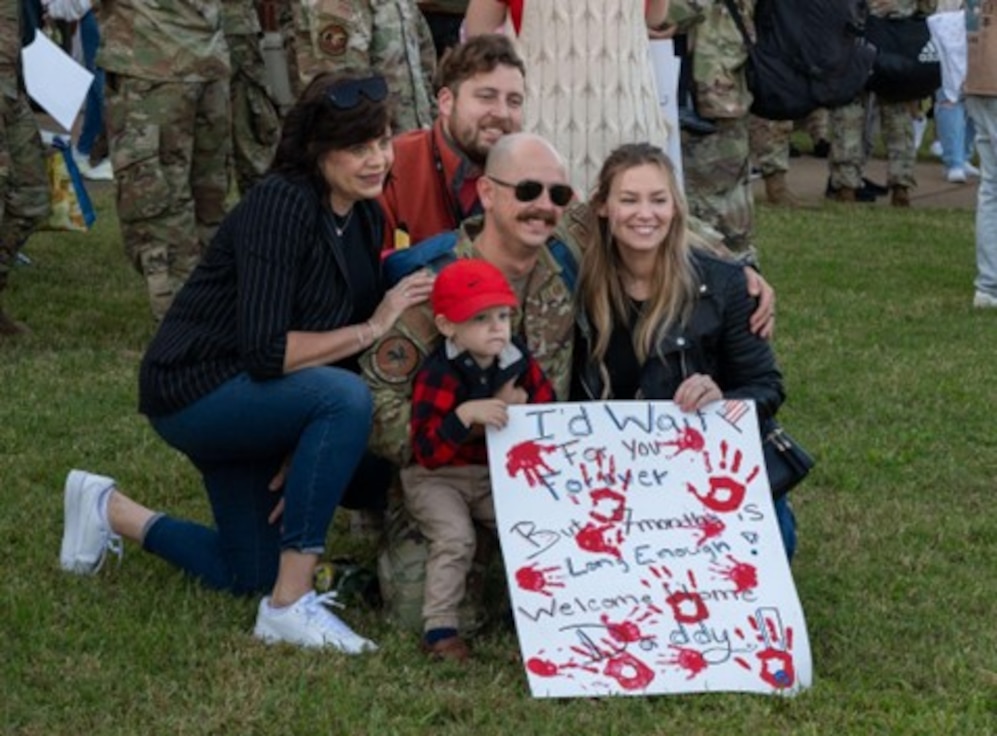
[722,0,877,120]
[864,14,942,102]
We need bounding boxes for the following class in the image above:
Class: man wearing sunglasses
[361,132,577,633]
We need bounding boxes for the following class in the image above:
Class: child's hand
[456,399,509,429]
[495,378,528,406]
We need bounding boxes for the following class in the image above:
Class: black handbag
[762,419,816,499]
[865,14,942,102]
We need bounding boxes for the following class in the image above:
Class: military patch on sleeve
[318,24,349,56]
[371,335,422,384]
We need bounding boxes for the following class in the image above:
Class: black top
[139,174,384,416]
[602,298,643,400]
[572,252,784,420]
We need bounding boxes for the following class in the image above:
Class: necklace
[333,207,354,236]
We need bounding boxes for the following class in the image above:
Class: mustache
[517,209,558,226]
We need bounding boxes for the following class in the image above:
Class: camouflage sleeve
[358,304,440,466]
[415,9,438,109]
[664,0,709,33]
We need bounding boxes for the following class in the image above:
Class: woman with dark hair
[58,72,435,651]
[571,143,797,558]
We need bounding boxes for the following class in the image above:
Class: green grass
[2,186,995,735]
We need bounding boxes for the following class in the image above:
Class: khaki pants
[400,464,495,632]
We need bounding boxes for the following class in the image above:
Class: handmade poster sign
[487,400,812,698]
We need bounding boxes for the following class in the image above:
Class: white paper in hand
[21,31,94,133]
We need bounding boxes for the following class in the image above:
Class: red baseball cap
[431,259,518,322]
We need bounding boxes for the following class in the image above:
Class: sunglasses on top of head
[487,176,574,207]
[326,76,389,109]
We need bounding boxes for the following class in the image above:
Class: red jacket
[378,119,482,251]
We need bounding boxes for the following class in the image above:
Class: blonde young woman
[570,142,797,557]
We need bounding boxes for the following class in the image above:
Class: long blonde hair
[578,144,698,397]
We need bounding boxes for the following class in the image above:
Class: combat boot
[891,185,911,208]
[832,186,857,202]
[763,172,801,207]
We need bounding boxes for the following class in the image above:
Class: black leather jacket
[572,252,784,420]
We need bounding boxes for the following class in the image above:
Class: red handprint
[735,610,797,690]
[602,651,655,691]
[646,568,711,625]
[575,520,624,560]
[686,440,759,513]
[660,645,708,680]
[711,554,758,594]
[693,515,726,546]
[588,487,626,524]
[526,651,597,679]
[757,640,796,689]
[515,563,565,596]
[659,425,706,457]
[506,441,558,488]
[599,612,653,645]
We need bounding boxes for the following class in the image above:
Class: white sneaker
[60,470,123,574]
[973,291,997,308]
[930,140,944,158]
[254,591,379,653]
[946,167,967,184]
[964,162,980,178]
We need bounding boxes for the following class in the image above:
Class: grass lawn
[2,184,994,735]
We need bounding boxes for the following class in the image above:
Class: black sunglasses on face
[326,76,389,109]
[487,176,574,207]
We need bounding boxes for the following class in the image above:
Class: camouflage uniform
[749,115,792,177]
[99,0,232,320]
[289,0,436,134]
[680,0,756,253]
[0,0,50,320]
[800,107,829,147]
[360,216,579,632]
[830,0,937,196]
[223,0,281,196]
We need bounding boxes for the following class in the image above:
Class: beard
[448,115,512,165]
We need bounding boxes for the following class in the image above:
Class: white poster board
[21,31,93,133]
[648,39,684,192]
[487,400,811,698]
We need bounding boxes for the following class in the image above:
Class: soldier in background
[99,0,232,320]
[673,0,758,255]
[749,116,799,207]
[288,0,437,134]
[828,0,937,206]
[223,0,281,196]
[0,0,50,336]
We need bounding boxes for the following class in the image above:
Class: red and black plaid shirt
[410,338,555,469]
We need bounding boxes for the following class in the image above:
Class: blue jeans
[774,495,797,562]
[935,91,975,171]
[967,96,997,299]
[143,368,373,595]
[77,11,104,156]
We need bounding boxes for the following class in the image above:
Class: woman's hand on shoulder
[369,270,435,338]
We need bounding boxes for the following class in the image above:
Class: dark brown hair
[435,34,526,94]
[270,70,392,196]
